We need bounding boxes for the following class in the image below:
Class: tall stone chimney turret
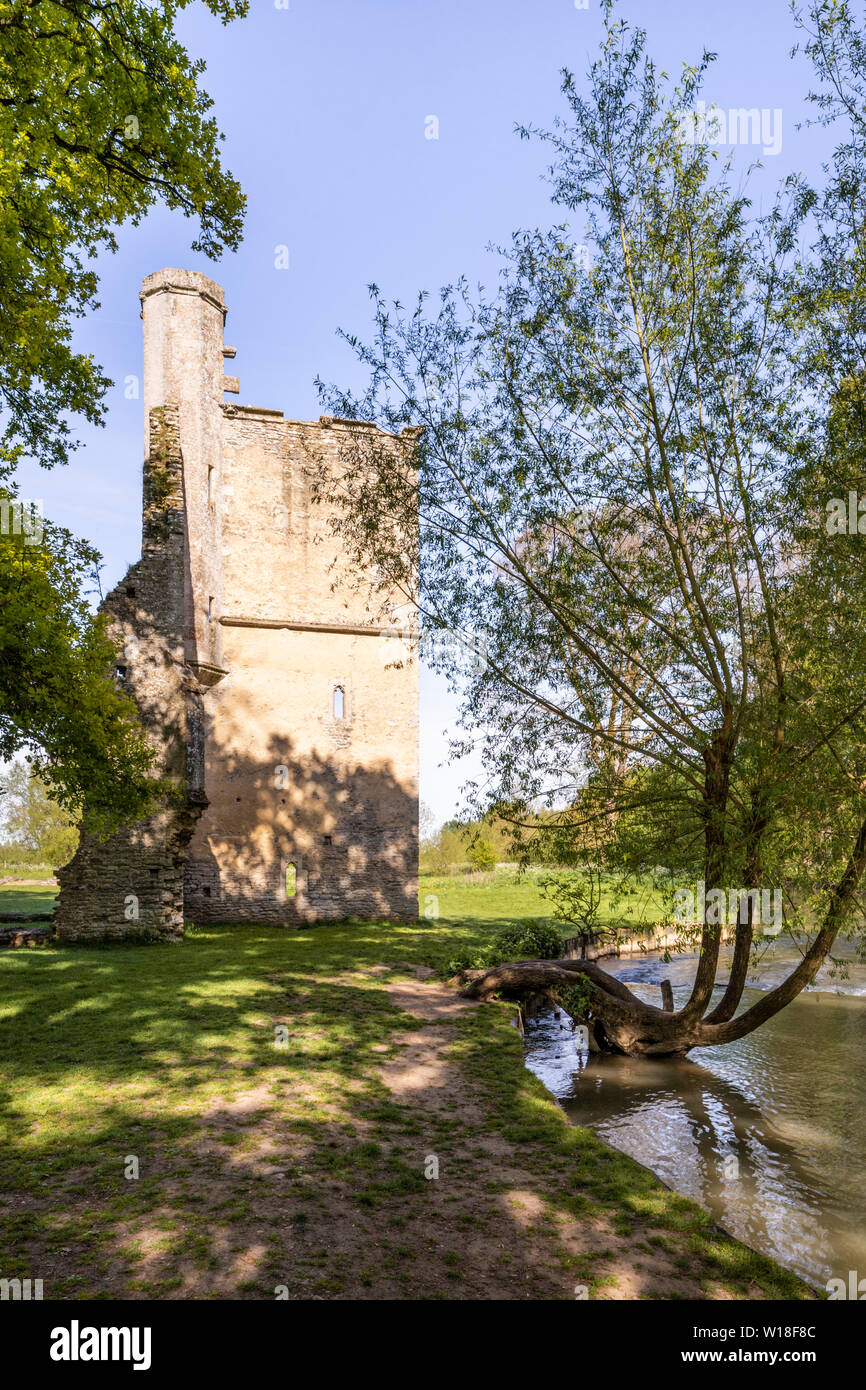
[140,268,232,680]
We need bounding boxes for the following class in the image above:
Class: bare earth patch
[368,970,745,1300]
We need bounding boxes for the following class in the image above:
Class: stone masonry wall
[54,405,207,941]
[183,408,419,925]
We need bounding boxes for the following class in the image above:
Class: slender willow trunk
[705,797,767,1025]
[679,729,735,1025]
[702,888,754,1025]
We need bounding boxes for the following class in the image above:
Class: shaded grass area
[0,911,813,1300]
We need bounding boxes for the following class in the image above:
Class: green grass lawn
[0,879,813,1300]
[0,881,57,916]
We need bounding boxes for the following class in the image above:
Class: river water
[523,936,866,1288]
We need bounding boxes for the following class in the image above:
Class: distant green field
[0,881,57,916]
[419,869,668,937]
[0,864,57,880]
[420,870,553,922]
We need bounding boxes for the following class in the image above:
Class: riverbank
[0,910,813,1299]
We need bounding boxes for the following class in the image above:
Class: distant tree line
[0,759,79,869]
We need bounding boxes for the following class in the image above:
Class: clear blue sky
[15,0,833,824]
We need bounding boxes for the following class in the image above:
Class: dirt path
[364,968,739,1299]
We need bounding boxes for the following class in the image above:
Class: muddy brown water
[523,936,866,1288]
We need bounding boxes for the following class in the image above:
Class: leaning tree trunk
[460,813,866,1057]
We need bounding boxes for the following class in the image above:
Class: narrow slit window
[208,466,215,503]
[333,685,345,719]
[285,862,297,899]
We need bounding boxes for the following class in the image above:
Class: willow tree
[319,7,866,1055]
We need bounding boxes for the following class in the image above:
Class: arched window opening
[333,685,345,719]
[285,862,297,899]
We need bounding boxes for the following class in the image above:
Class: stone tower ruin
[55,269,419,940]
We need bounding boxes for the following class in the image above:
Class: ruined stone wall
[54,406,207,941]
